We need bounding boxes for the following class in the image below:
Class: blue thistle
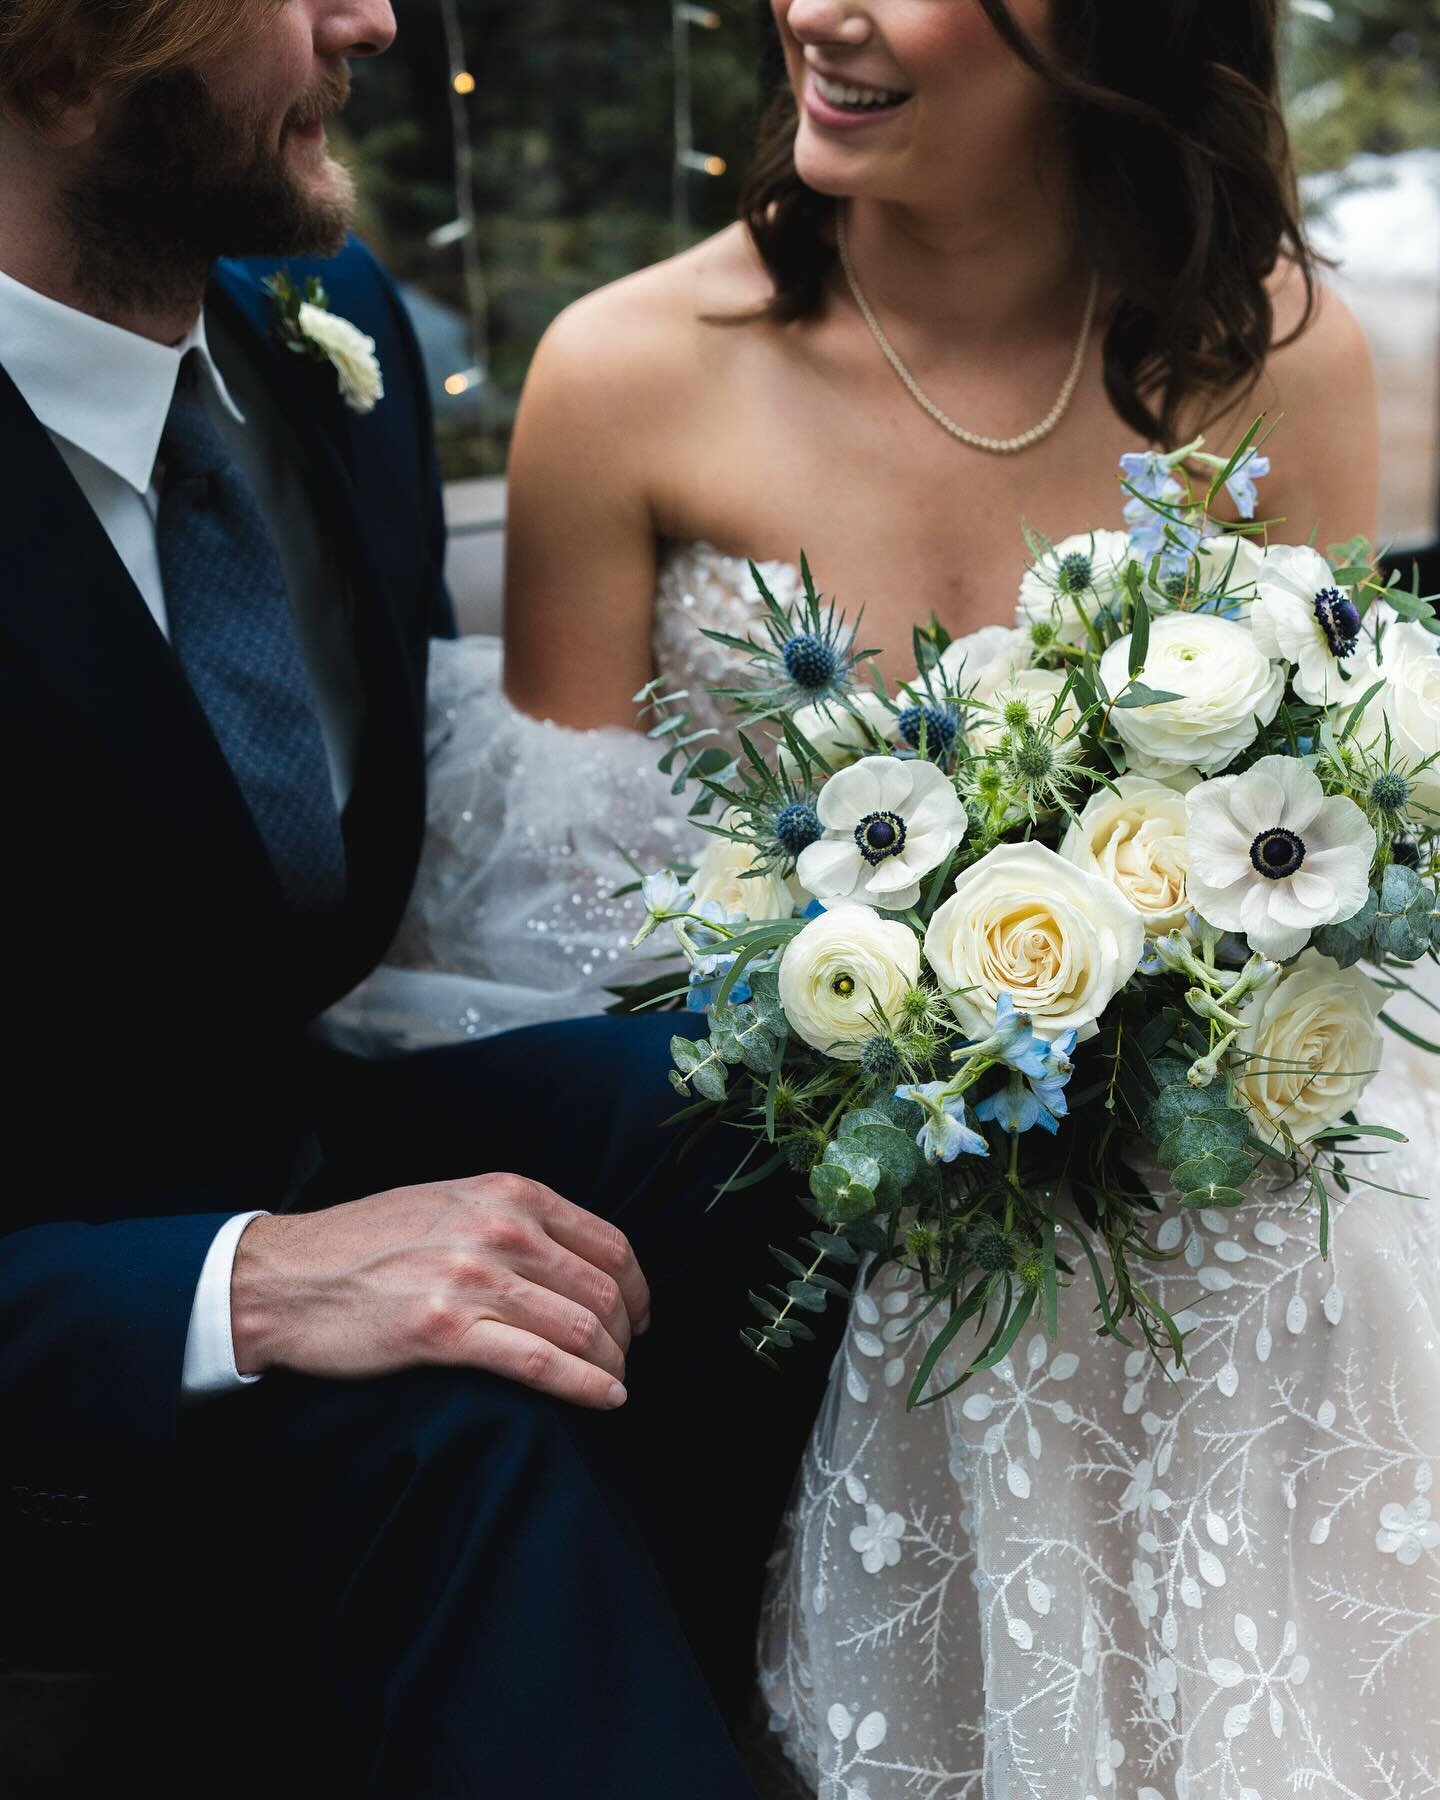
[781,633,839,691]
[1057,551,1094,595]
[896,703,958,760]
[1370,772,1410,813]
[774,800,823,858]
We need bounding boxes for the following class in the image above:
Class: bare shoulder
[1206,263,1378,544]
[523,223,769,420]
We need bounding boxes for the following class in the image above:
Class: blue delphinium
[1224,450,1269,520]
[895,1081,990,1165]
[974,1029,1077,1135]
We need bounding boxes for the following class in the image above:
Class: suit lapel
[0,356,286,915]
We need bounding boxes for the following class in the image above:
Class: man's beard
[64,65,356,320]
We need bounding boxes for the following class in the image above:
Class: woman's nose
[784,0,874,50]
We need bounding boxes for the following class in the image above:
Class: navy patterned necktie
[157,352,347,910]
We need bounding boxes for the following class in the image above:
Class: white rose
[938,624,1033,689]
[965,664,1082,754]
[1099,612,1284,778]
[1059,775,1192,935]
[690,813,796,924]
[1352,618,1440,815]
[298,301,385,414]
[1016,529,1131,629]
[778,904,921,1060]
[783,688,900,772]
[924,840,1145,1041]
[1233,950,1384,1149]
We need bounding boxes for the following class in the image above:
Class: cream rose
[690,813,796,924]
[1353,618,1440,816]
[924,840,1145,1041]
[1059,775,1192,935]
[1233,949,1384,1149]
[778,904,921,1060]
[298,301,385,414]
[1098,612,1284,777]
[938,624,1033,689]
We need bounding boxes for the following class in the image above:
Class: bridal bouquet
[630,426,1440,1402]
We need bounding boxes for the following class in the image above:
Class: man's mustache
[286,65,352,134]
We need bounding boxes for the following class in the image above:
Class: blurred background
[344,0,1440,630]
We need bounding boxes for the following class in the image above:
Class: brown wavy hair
[0,0,283,117]
[742,0,1317,447]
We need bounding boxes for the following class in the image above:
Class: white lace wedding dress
[330,542,1440,1800]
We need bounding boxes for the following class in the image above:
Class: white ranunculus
[1233,949,1384,1149]
[298,301,385,414]
[1351,618,1440,816]
[797,755,967,912]
[1059,775,1193,935]
[690,812,796,924]
[1099,612,1284,778]
[965,664,1082,754]
[1185,755,1375,960]
[783,688,900,772]
[1250,544,1363,705]
[938,624,1033,689]
[1016,529,1131,629]
[778,904,921,1060]
[924,840,1145,1042]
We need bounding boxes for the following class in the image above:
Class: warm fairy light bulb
[452,70,476,95]
[444,372,471,396]
[703,154,727,177]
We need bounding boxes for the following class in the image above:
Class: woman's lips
[802,69,913,133]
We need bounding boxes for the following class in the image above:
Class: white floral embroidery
[851,1503,906,1574]
[1376,1496,1440,1565]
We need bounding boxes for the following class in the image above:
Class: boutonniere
[264,271,385,416]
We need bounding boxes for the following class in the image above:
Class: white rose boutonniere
[924,840,1145,1042]
[265,272,385,415]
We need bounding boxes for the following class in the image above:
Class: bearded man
[0,7,828,1794]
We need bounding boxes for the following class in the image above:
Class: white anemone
[1250,545,1364,705]
[797,755,967,912]
[1185,755,1375,960]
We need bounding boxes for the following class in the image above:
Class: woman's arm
[503,279,682,730]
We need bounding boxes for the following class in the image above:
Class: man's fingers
[485,1277,627,1382]
[456,1319,628,1412]
[515,1237,634,1355]
[539,1198,650,1337]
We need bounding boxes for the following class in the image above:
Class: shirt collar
[0,264,247,495]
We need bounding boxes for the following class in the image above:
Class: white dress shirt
[0,264,367,1399]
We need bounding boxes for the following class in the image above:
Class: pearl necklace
[836,212,1101,457]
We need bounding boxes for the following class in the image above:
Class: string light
[673,1,727,249]
[435,0,491,410]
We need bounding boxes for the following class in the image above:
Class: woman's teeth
[813,73,910,111]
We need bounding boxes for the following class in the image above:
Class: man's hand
[230,1175,649,1410]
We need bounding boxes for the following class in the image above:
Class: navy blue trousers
[154,1013,837,1798]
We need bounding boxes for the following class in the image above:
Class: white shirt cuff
[180,1211,270,1402]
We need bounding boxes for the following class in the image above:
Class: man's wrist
[230,1211,295,1376]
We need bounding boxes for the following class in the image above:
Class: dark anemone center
[1250,825,1306,881]
[1313,587,1362,659]
[855,810,907,866]
[782,632,839,691]
[1057,551,1093,595]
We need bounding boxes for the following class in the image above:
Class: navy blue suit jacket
[0,241,453,1535]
